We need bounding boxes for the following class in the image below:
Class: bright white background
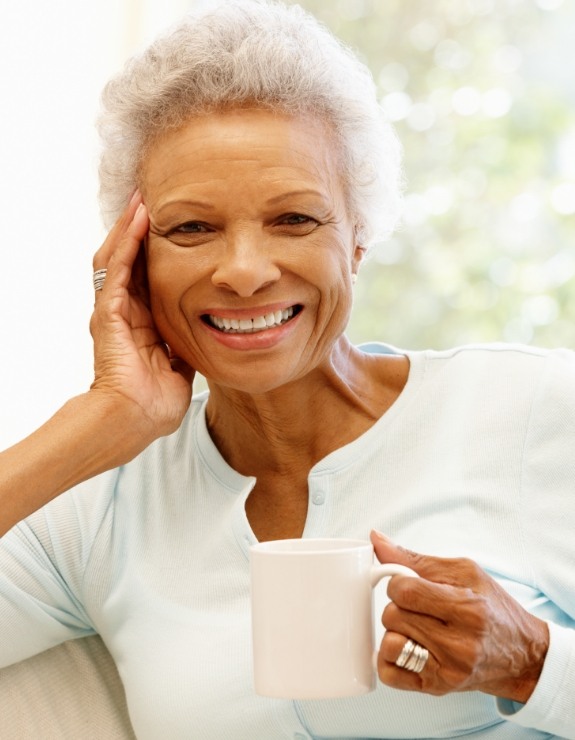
[0,0,191,449]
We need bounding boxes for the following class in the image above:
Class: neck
[204,337,408,478]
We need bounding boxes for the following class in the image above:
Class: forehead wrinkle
[150,165,337,209]
[140,109,347,215]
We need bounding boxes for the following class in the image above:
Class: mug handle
[370,563,419,587]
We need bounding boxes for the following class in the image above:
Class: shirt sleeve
[496,349,575,738]
[0,470,118,669]
[497,621,575,739]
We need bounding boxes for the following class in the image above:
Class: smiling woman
[142,109,361,392]
[1,1,575,739]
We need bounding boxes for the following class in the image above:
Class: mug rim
[250,537,372,555]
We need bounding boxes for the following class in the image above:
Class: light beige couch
[0,635,135,739]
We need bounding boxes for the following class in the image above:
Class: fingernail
[128,189,141,206]
[371,529,391,543]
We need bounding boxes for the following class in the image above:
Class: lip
[201,301,297,320]
[200,304,303,350]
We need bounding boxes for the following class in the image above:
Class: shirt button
[312,491,325,505]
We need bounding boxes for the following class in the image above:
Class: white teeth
[208,306,296,333]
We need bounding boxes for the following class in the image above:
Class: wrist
[510,618,550,705]
[69,389,162,468]
[485,617,550,704]
[0,391,160,536]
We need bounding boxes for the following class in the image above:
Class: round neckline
[192,348,426,488]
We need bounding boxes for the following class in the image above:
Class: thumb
[370,530,471,587]
[370,530,441,581]
[370,530,419,569]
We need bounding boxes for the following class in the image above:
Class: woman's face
[142,108,363,393]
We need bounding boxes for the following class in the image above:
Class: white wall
[0,0,191,450]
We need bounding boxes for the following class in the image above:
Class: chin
[205,366,300,396]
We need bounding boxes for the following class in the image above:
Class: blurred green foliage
[290,0,575,349]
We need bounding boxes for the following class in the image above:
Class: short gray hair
[97,0,403,247]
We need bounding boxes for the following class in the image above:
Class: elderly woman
[1,1,574,738]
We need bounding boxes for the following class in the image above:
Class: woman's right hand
[89,191,194,444]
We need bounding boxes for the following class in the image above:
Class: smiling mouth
[203,305,301,334]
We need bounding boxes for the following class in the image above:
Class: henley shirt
[1,343,574,739]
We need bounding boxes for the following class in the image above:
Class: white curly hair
[97,0,403,247]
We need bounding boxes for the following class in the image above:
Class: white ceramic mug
[250,537,417,699]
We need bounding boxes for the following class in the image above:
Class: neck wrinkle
[204,338,408,478]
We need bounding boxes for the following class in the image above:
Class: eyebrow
[154,199,216,216]
[153,190,327,216]
[265,189,327,205]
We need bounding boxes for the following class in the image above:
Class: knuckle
[423,680,451,697]
[388,577,420,610]
[441,664,471,692]
[380,630,405,662]
[381,601,401,629]
[455,592,492,634]
[419,669,450,696]
[457,557,485,582]
[467,595,490,626]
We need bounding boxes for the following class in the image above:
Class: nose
[211,231,281,297]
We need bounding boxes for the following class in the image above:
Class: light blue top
[1,344,575,739]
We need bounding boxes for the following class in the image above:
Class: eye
[279,213,317,226]
[274,213,320,236]
[157,220,215,247]
[173,221,211,234]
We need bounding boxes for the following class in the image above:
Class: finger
[378,654,445,695]
[385,576,468,623]
[378,660,423,693]
[102,203,149,293]
[92,189,142,271]
[378,629,409,665]
[377,633,438,694]
[371,530,485,588]
[92,203,148,309]
[382,600,451,659]
[131,243,151,307]
[381,589,497,685]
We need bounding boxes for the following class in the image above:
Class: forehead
[140,108,344,202]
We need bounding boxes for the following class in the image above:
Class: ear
[351,245,366,277]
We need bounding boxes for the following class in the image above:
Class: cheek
[146,241,202,303]
[312,232,356,292]
[307,239,355,331]
[145,248,189,335]
[146,259,172,318]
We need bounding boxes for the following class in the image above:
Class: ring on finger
[93,268,108,292]
[395,638,429,674]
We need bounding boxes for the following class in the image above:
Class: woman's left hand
[370,531,549,704]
